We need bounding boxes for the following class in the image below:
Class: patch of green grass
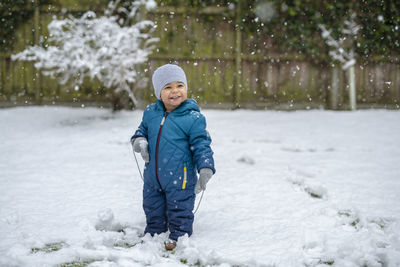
[179,258,203,266]
[315,259,334,266]
[351,218,360,227]
[377,223,385,229]
[338,211,351,217]
[370,219,386,229]
[338,210,362,229]
[309,192,322,198]
[114,242,137,248]
[31,242,66,253]
[163,251,203,266]
[59,260,95,267]
[305,188,322,199]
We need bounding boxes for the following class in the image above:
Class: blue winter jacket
[132,98,215,191]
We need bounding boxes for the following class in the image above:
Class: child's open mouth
[170,96,181,100]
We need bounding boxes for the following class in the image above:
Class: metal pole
[348,65,357,110]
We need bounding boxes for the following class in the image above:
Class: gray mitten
[195,168,213,194]
[132,137,149,163]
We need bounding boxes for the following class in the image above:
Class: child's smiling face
[160,81,187,112]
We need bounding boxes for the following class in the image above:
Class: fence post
[33,0,41,104]
[233,0,242,108]
[0,58,3,98]
[329,65,339,109]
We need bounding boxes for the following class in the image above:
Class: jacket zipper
[182,163,187,189]
[155,112,168,189]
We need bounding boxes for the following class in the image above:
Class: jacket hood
[156,98,200,115]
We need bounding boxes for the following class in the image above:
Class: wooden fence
[1,4,399,110]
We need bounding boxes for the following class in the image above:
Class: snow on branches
[319,13,361,110]
[12,0,158,106]
[319,13,361,70]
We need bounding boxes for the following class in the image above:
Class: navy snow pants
[143,183,195,241]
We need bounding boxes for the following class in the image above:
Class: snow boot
[164,239,177,251]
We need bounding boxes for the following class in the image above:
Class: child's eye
[177,84,183,87]
[164,86,171,90]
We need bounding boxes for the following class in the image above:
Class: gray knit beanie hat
[152,63,188,99]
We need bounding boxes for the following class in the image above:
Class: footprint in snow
[281,147,335,153]
[287,176,327,199]
[237,156,255,165]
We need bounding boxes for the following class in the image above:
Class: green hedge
[0,0,33,52]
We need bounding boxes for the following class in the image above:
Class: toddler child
[131,63,215,250]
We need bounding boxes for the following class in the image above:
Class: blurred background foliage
[1,0,399,59]
[0,0,33,52]
[156,0,400,61]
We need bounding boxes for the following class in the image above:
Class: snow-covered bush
[319,13,361,110]
[319,14,360,71]
[12,0,158,108]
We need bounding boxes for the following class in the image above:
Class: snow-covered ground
[1,106,400,267]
